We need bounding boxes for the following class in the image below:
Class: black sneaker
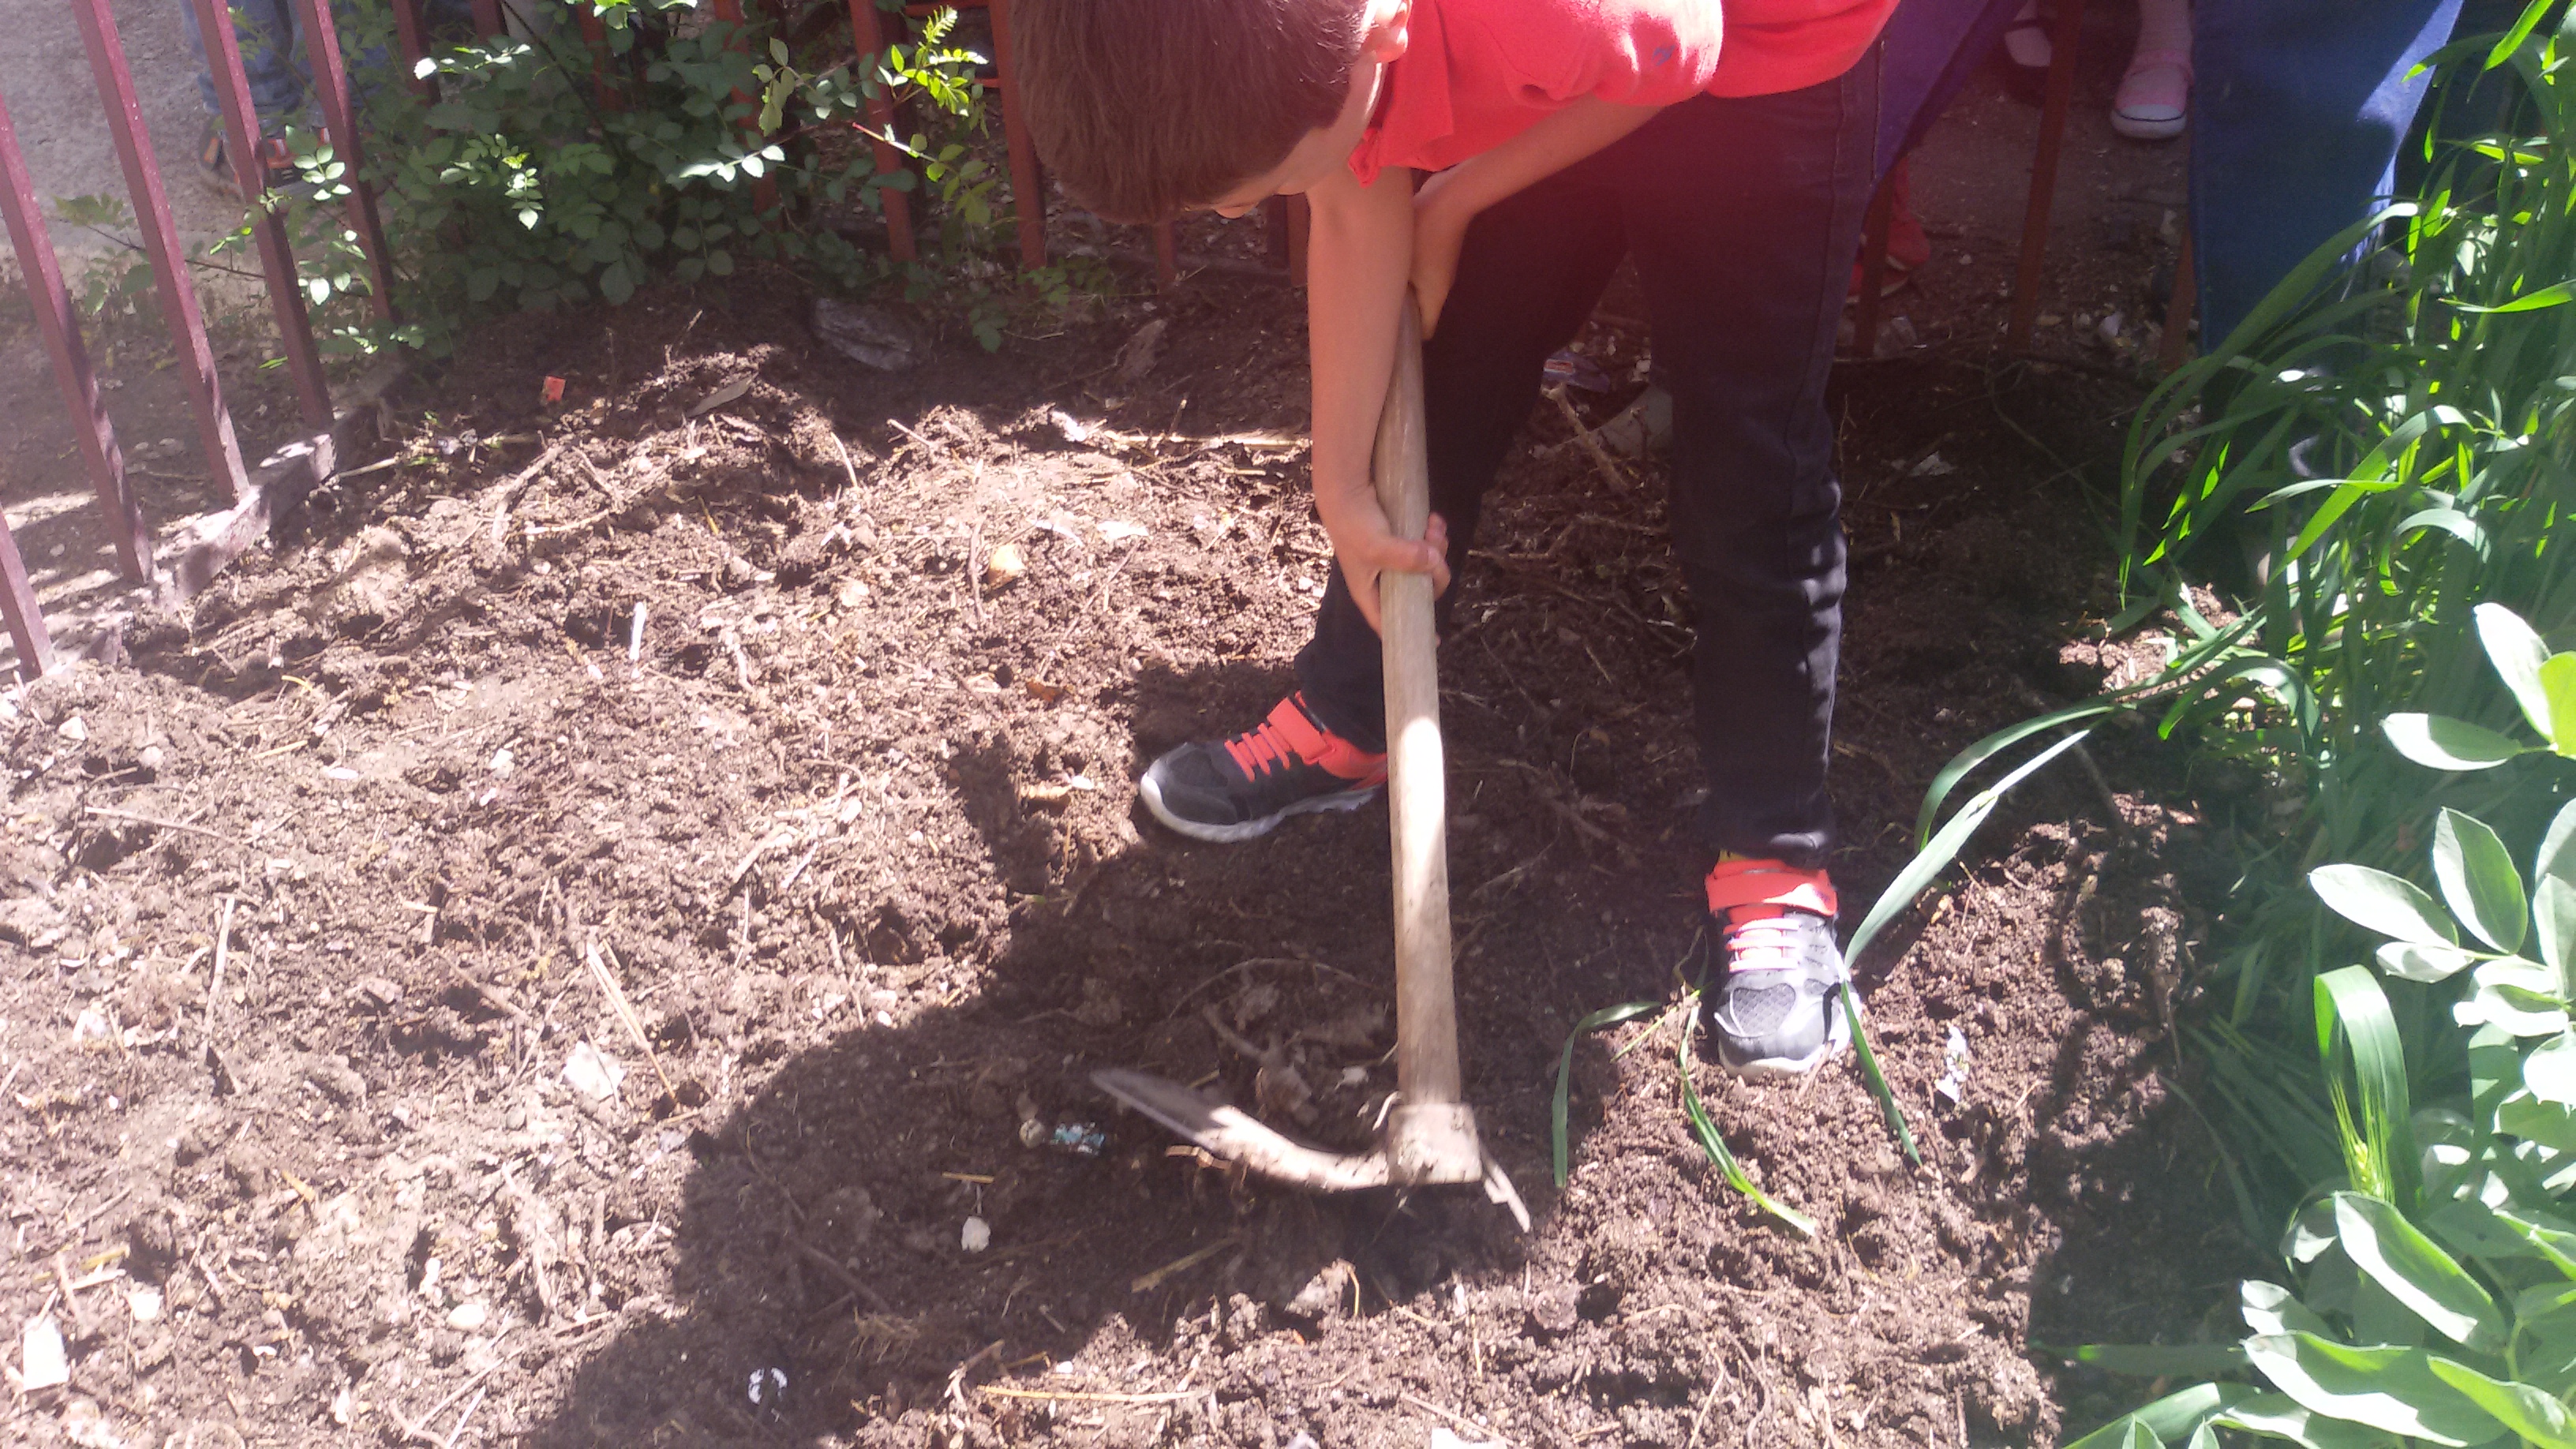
[1137,692,1387,843]
[1705,857,1853,1077]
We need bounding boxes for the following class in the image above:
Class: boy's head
[1013,0,1411,223]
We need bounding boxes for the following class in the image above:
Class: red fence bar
[0,514,53,679]
[470,0,504,38]
[389,0,435,99]
[847,0,919,262]
[188,0,334,434]
[67,0,249,501]
[577,7,627,111]
[0,89,151,582]
[981,0,1047,270]
[289,0,399,323]
[2006,0,2087,350]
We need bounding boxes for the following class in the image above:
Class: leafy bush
[220,0,1056,354]
[2068,623,2576,1447]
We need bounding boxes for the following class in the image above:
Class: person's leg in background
[2114,0,2194,140]
[1606,52,1878,1074]
[178,0,309,197]
[2190,0,2466,346]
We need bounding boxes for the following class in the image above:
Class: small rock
[127,1287,162,1324]
[446,1301,489,1331]
[983,542,1027,590]
[1114,317,1169,384]
[562,1040,625,1100]
[138,744,163,771]
[1284,1260,1355,1320]
[56,716,87,743]
[960,1216,991,1253]
[1049,409,1091,444]
[21,1315,69,1390]
[812,298,917,372]
[1526,1284,1579,1335]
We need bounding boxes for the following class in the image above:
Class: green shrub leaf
[2526,1032,2576,1106]
[2544,654,2576,757]
[2241,1334,2505,1445]
[2310,866,2458,946]
[2382,713,2529,769]
[2537,800,2576,889]
[2475,604,2555,741]
[2331,1193,2507,1354]
[2210,1391,2395,1449]
[2086,1383,2263,1448]
[2434,809,2527,954]
[2243,1279,2336,1338]
[2537,877,2576,980]
[2421,1357,2576,1447]
[2376,942,2477,983]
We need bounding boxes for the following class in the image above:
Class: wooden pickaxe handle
[1374,295,1484,1185]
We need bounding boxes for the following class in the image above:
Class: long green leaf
[2537,799,2576,889]
[2241,1334,2504,1446]
[2433,809,2528,955]
[2421,1357,2576,1447]
[2078,1383,2263,1449]
[1849,731,2095,965]
[2540,653,2576,755]
[2242,1280,2336,1338]
[2484,0,2556,67]
[1677,1000,1815,1236]
[2211,1391,2401,1449]
[2330,1193,2507,1354]
[2057,1342,2253,1377]
[1839,990,1917,1164]
[2316,968,2419,1208]
[1550,1001,1663,1188]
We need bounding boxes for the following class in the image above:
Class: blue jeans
[1294,51,1881,867]
[2190,0,2471,345]
[179,0,474,131]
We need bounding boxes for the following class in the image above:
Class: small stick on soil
[979,1386,1197,1405]
[487,442,567,548]
[391,1334,515,1446]
[1129,1238,1237,1295]
[205,896,238,1044]
[965,517,985,625]
[627,603,646,665]
[829,432,863,496]
[888,418,948,459]
[82,806,240,844]
[1548,384,1627,493]
[586,943,680,1106]
[790,1236,891,1312]
[1403,1394,1507,1445]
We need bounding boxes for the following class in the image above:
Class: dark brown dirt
[2,41,2255,1449]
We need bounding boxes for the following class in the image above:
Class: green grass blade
[1679,999,1816,1236]
[2314,966,2420,1210]
[1550,1000,1661,1189]
[1849,730,2095,965]
[1841,990,1919,1164]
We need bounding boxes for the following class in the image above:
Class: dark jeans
[1294,57,1880,871]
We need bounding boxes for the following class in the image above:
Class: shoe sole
[1136,771,1381,844]
[2112,113,2187,140]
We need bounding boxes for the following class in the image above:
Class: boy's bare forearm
[1428,97,1664,220]
[1304,164,1416,508]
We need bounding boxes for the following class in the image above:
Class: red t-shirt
[1346,0,1896,184]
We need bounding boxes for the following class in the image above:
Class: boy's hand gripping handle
[1374,295,1483,1185]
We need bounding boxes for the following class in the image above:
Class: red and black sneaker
[1137,692,1387,843]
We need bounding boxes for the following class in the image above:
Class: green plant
[2064,781,2576,1449]
[226,0,1055,357]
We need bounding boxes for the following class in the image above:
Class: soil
[1,32,2258,1449]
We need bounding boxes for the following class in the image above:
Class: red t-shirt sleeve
[1452,0,1724,111]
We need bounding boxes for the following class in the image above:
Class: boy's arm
[1412,96,1665,333]
[1304,159,1451,632]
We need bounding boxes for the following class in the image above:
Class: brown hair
[1012,0,1371,223]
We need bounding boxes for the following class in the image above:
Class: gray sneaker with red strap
[1705,856,1852,1077]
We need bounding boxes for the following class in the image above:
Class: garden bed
[1,264,2262,1447]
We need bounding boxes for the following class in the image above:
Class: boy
[1014,0,1891,1076]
